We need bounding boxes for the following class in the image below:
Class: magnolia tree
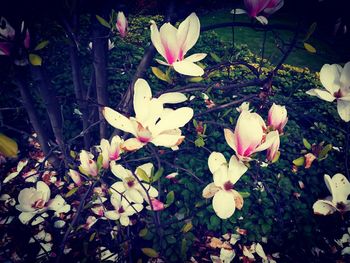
[0,0,350,262]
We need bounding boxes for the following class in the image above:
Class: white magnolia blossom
[202,152,247,219]
[16,181,70,224]
[313,173,350,215]
[110,162,158,204]
[97,135,124,169]
[306,62,350,122]
[79,150,98,177]
[103,78,193,151]
[150,13,206,76]
[104,193,143,226]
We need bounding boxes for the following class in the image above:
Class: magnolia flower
[104,194,143,226]
[150,13,206,76]
[266,134,280,161]
[103,78,193,151]
[68,169,82,186]
[268,103,288,133]
[16,181,51,224]
[110,162,158,204]
[313,173,350,215]
[98,135,124,169]
[306,62,350,122]
[116,11,127,37]
[3,159,28,183]
[79,150,98,177]
[224,110,279,161]
[47,194,71,217]
[202,152,248,219]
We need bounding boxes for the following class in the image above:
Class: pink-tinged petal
[24,29,30,49]
[266,134,280,161]
[244,0,270,17]
[159,22,179,64]
[227,155,247,184]
[268,103,288,133]
[340,62,350,89]
[133,78,152,123]
[103,107,136,136]
[213,190,236,219]
[150,20,166,60]
[173,60,204,76]
[116,11,127,37]
[313,199,337,215]
[184,53,207,63]
[224,129,237,153]
[255,130,279,153]
[202,182,221,198]
[150,198,165,211]
[158,92,187,104]
[208,152,227,174]
[337,100,350,122]
[320,63,342,94]
[152,107,193,136]
[68,169,82,186]
[264,0,284,15]
[177,13,200,58]
[0,42,11,56]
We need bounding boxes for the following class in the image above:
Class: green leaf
[188,77,203,82]
[193,119,198,127]
[96,154,103,171]
[210,215,220,227]
[139,228,148,237]
[180,238,187,259]
[152,167,164,182]
[194,137,205,147]
[166,191,175,206]
[210,52,221,63]
[65,187,79,198]
[89,231,96,242]
[166,235,177,244]
[238,191,250,198]
[293,157,305,166]
[141,248,158,258]
[304,42,316,53]
[96,15,111,28]
[136,168,150,183]
[304,22,317,41]
[34,40,49,51]
[29,54,42,66]
[151,67,171,83]
[303,138,312,150]
[318,144,332,159]
[182,221,193,233]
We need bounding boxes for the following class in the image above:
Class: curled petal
[202,183,220,198]
[173,60,204,76]
[313,199,336,215]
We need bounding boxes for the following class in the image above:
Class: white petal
[177,13,200,57]
[227,155,247,184]
[337,100,350,122]
[224,129,237,152]
[202,183,220,198]
[313,199,337,215]
[155,58,169,66]
[152,107,193,135]
[103,107,136,136]
[255,130,279,153]
[213,166,229,188]
[3,171,19,183]
[111,164,130,180]
[104,211,119,220]
[313,89,336,102]
[173,60,204,76]
[208,152,227,174]
[230,8,247,14]
[151,133,183,148]
[36,181,51,203]
[120,215,130,226]
[213,191,236,219]
[122,138,145,151]
[320,63,342,94]
[126,189,144,204]
[133,78,152,123]
[256,16,268,25]
[158,92,188,104]
[184,53,207,62]
[19,212,35,224]
[255,243,267,260]
[136,163,153,178]
[340,62,350,88]
[150,20,166,60]
[330,173,350,203]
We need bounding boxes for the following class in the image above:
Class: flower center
[336,202,346,211]
[136,122,152,143]
[118,206,125,214]
[334,90,343,99]
[127,179,135,188]
[32,199,45,209]
[223,181,234,191]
